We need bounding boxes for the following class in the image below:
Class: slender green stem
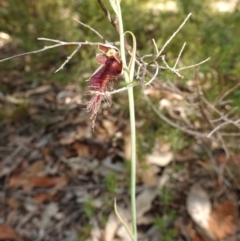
[115,1,137,240]
[127,81,137,241]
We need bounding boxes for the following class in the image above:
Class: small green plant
[104,172,118,193]
[154,211,178,241]
[160,187,175,208]
[78,224,92,241]
[83,200,96,219]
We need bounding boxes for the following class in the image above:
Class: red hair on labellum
[86,44,122,128]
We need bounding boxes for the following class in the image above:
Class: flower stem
[115,1,137,240]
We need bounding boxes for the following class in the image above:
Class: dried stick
[97,0,119,34]
[202,96,240,130]
[0,39,105,63]
[153,13,192,62]
[161,55,183,78]
[176,57,211,71]
[73,18,104,39]
[211,108,237,123]
[208,119,240,138]
[89,82,139,96]
[173,42,186,69]
[216,82,240,104]
[55,44,81,73]
[195,74,230,156]
[145,62,159,86]
[143,92,209,138]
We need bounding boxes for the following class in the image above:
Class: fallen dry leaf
[0,224,18,240]
[33,193,51,204]
[29,175,68,188]
[117,224,132,241]
[137,164,158,186]
[209,200,238,240]
[39,202,59,230]
[89,218,102,241]
[10,173,68,190]
[146,152,173,167]
[9,173,29,189]
[102,119,116,136]
[186,184,217,241]
[146,141,173,167]
[59,127,91,145]
[187,185,239,241]
[7,196,20,210]
[184,223,205,241]
[186,184,211,230]
[8,135,33,146]
[72,142,90,157]
[136,186,158,219]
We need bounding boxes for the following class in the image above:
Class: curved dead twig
[202,96,240,131]
[216,82,240,104]
[195,73,230,157]
[143,91,209,138]
[145,62,159,86]
[208,119,240,138]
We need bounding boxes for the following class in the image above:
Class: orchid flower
[87,44,122,128]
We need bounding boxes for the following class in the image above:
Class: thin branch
[161,55,183,78]
[216,82,240,104]
[207,119,240,138]
[96,0,119,34]
[89,83,139,96]
[73,18,104,39]
[195,75,230,157]
[173,42,186,69]
[145,62,159,86]
[156,13,192,59]
[220,132,240,136]
[143,92,209,138]
[152,38,158,54]
[211,107,237,123]
[0,39,105,63]
[202,96,240,130]
[55,44,81,73]
[38,37,104,45]
[176,57,210,71]
[0,44,59,62]
[144,18,209,83]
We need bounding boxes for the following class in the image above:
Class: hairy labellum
[87,44,122,128]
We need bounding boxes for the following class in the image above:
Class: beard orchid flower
[87,44,122,128]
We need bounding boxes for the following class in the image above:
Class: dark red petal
[108,58,122,75]
[87,45,122,128]
[98,44,119,53]
[95,54,108,65]
[98,44,110,53]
